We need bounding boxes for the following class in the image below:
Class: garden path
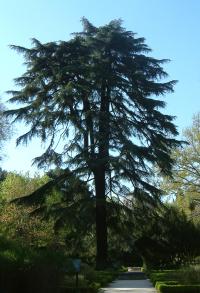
[100,267,156,293]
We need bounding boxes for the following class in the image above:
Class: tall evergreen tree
[0,102,11,161]
[6,18,181,268]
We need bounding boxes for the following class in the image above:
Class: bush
[150,268,200,293]
[0,235,119,293]
[0,265,63,293]
[89,270,118,287]
[150,266,200,284]
[89,282,101,289]
[149,271,179,286]
[179,265,200,284]
[136,207,200,269]
[0,236,66,293]
[82,264,119,288]
[61,265,119,292]
[157,284,200,293]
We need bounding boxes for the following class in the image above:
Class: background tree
[0,168,8,182]
[6,19,181,268]
[0,172,56,248]
[11,169,96,260]
[0,172,49,201]
[0,101,11,161]
[135,205,200,269]
[161,113,200,223]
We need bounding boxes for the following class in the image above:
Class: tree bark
[94,82,110,269]
[94,168,108,269]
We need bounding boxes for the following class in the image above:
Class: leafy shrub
[179,265,200,284]
[155,281,179,291]
[137,207,200,269]
[82,264,118,287]
[89,270,118,287]
[150,268,200,293]
[150,266,200,286]
[157,284,200,293]
[82,263,97,282]
[149,271,179,286]
[89,282,101,289]
[0,236,66,293]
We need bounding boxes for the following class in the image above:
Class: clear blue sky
[1,0,200,174]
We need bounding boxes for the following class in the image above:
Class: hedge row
[156,283,200,293]
[150,270,200,293]
[60,269,119,292]
[149,271,178,286]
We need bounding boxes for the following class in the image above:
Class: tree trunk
[94,168,108,269]
[94,81,110,269]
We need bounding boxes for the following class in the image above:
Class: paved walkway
[100,268,156,293]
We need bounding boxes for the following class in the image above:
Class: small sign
[72,258,81,272]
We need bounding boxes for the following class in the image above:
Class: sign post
[72,259,81,288]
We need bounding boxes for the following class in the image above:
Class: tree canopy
[0,102,11,161]
[5,18,181,268]
[161,113,200,223]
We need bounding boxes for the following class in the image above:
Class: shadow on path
[118,272,147,280]
[100,269,156,293]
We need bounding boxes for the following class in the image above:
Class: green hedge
[0,236,67,293]
[149,271,179,286]
[82,268,119,288]
[61,268,119,292]
[155,281,179,288]
[91,271,118,286]
[156,284,200,293]
[148,268,200,292]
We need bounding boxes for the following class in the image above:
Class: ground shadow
[100,271,156,292]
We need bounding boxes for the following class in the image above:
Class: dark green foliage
[0,102,11,160]
[0,236,66,293]
[135,206,200,269]
[60,267,119,292]
[0,168,7,182]
[6,20,180,195]
[106,198,150,266]
[149,271,180,286]
[6,18,181,267]
[156,284,200,293]
[149,268,200,292]
[84,270,119,287]
[13,168,96,260]
[0,232,119,292]
[13,168,90,206]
